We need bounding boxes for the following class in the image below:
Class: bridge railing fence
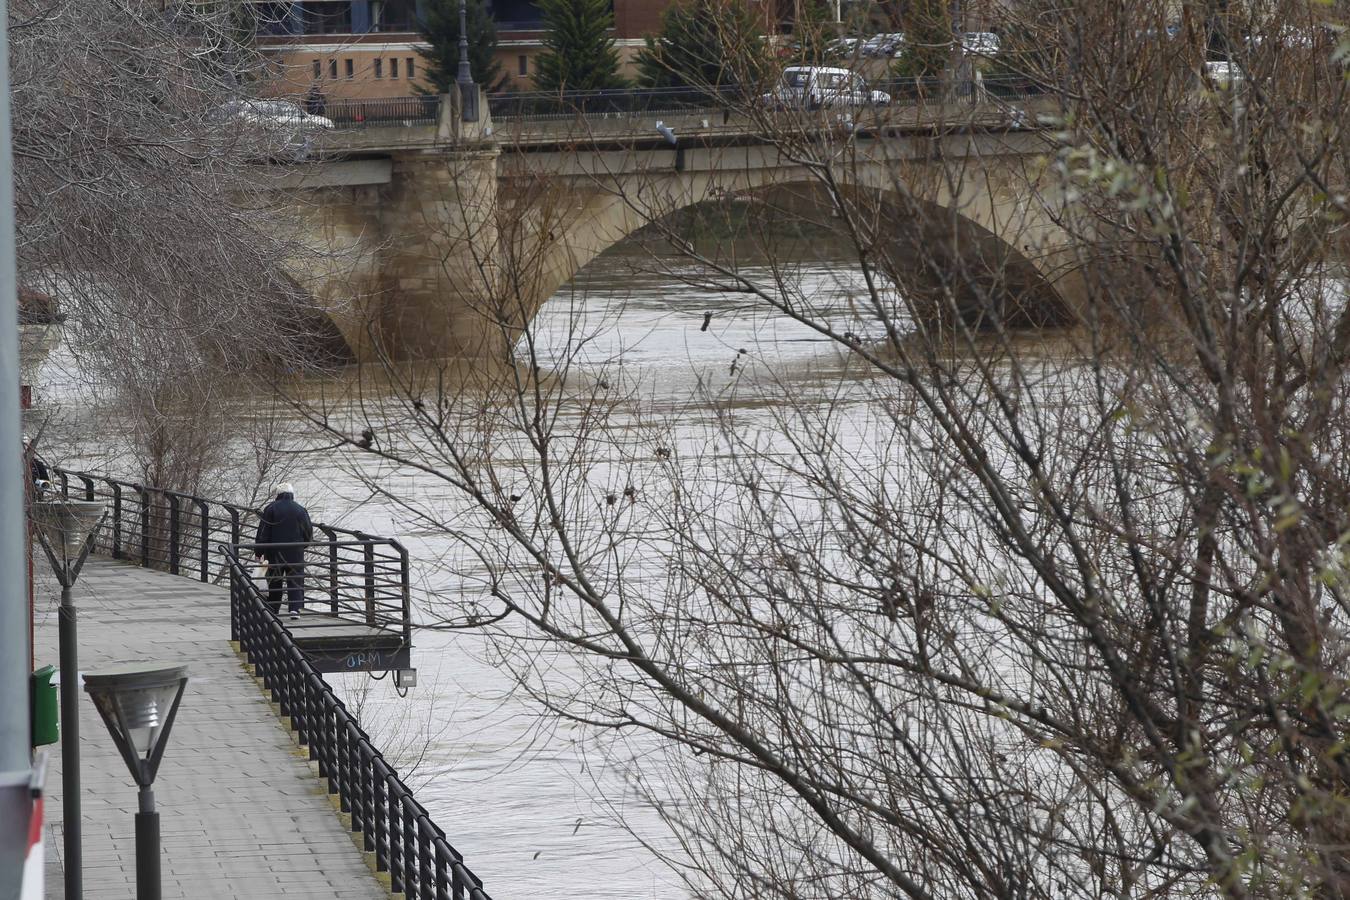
[488,86,739,122]
[222,545,491,900]
[326,94,440,128]
[487,74,1042,130]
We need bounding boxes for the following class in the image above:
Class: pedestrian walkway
[34,558,386,900]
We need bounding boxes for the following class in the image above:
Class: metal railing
[223,546,492,900]
[231,540,412,649]
[326,94,440,128]
[487,75,1041,123]
[488,85,737,122]
[49,465,374,585]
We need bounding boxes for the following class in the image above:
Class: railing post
[363,541,376,627]
[388,783,403,894]
[228,551,239,643]
[373,769,388,870]
[78,473,94,501]
[137,484,150,568]
[396,541,412,649]
[403,803,418,899]
[110,481,123,559]
[167,492,181,575]
[195,498,209,582]
[317,524,339,614]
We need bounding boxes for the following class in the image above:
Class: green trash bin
[31,665,58,747]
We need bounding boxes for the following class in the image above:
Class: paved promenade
[34,558,386,900]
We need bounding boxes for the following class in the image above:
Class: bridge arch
[509,154,1083,340]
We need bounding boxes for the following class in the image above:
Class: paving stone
[36,559,385,900]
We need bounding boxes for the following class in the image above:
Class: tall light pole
[31,499,107,900]
[457,0,479,122]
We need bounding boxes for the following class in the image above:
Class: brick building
[256,0,702,99]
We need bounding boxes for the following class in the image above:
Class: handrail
[235,540,412,649]
[49,464,373,584]
[222,545,492,900]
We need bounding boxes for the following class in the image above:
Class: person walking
[255,482,314,619]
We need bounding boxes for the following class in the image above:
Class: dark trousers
[265,561,305,614]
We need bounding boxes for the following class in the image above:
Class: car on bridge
[218,99,335,133]
[214,99,335,160]
[762,67,892,110]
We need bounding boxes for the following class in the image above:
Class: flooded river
[35,224,1066,898]
[277,239,890,899]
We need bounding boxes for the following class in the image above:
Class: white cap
[275,482,295,495]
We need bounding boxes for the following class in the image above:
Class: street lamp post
[83,663,188,900]
[30,499,107,900]
[457,0,478,122]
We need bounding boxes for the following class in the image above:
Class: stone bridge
[276,92,1077,360]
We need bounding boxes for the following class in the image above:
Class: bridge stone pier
[279,99,1082,361]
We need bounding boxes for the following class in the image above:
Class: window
[302,1,352,35]
[345,58,354,79]
[406,57,415,79]
[374,0,414,31]
[328,58,337,79]
[374,58,383,78]
[390,57,399,78]
[518,55,528,76]
[312,60,321,80]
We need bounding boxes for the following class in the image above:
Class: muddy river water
[283,242,892,899]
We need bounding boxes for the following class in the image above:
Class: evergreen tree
[891,0,952,78]
[636,0,766,90]
[533,0,626,92]
[416,0,504,94]
[782,0,836,64]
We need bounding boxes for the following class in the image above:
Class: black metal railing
[50,465,374,585]
[223,546,492,900]
[326,94,440,128]
[232,540,411,648]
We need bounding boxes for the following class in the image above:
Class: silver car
[762,67,892,110]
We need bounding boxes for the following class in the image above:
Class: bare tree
[12,0,335,495]
[297,0,1350,895]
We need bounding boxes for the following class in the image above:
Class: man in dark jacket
[255,482,314,618]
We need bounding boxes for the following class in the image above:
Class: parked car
[762,67,892,109]
[862,33,906,58]
[826,37,861,59]
[1203,59,1243,88]
[960,32,1001,56]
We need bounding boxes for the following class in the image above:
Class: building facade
[255,0,690,100]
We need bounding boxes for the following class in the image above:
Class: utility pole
[457,0,479,122]
[0,0,36,892]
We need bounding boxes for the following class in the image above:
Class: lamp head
[29,499,106,574]
[84,662,188,787]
